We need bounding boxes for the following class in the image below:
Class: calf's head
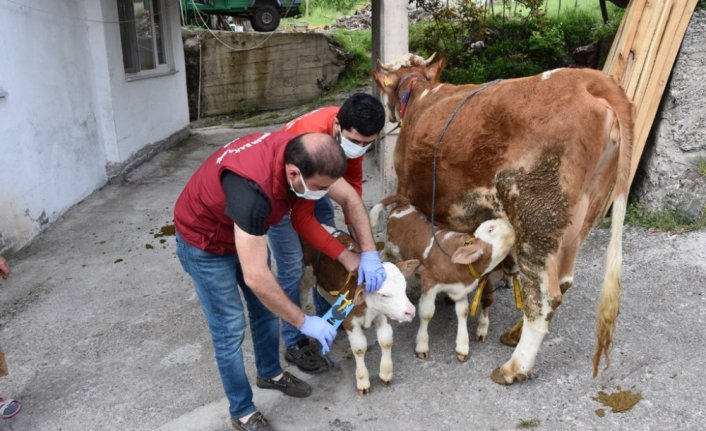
[450,218,515,273]
[363,260,418,323]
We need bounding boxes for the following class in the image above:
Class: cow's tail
[593,82,635,378]
[369,194,410,228]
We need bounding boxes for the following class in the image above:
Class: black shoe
[284,339,331,374]
[256,371,312,398]
[231,411,269,430]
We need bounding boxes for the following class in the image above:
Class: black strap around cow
[429,79,502,258]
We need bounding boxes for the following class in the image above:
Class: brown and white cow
[370,194,515,362]
[372,54,634,384]
[300,229,417,394]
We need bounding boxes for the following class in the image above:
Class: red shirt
[174,132,297,255]
[281,106,367,259]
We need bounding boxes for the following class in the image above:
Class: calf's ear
[451,245,484,264]
[396,259,420,277]
[353,285,365,306]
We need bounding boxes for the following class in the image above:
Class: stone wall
[182,30,347,120]
[633,10,706,218]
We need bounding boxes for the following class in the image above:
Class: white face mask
[340,135,372,159]
[289,171,328,200]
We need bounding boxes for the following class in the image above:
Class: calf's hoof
[416,351,429,360]
[357,387,370,395]
[380,378,391,386]
[490,367,528,385]
[455,352,468,363]
[476,334,487,342]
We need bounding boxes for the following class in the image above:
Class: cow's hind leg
[492,257,562,385]
[347,325,371,395]
[375,315,394,385]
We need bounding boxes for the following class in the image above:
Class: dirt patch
[152,224,175,238]
[593,389,643,414]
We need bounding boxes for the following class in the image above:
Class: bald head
[284,133,347,179]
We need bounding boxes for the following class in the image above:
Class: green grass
[282,2,366,29]
[331,28,373,91]
[516,418,541,429]
[695,156,706,177]
[624,201,706,233]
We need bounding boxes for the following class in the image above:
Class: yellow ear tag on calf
[383,76,392,87]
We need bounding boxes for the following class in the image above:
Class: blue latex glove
[358,251,387,293]
[298,315,337,354]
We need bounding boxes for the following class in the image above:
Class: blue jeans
[268,197,336,349]
[176,232,282,419]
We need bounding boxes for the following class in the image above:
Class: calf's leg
[415,287,437,359]
[476,288,495,342]
[375,315,394,385]
[347,324,371,394]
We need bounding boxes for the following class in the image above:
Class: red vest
[174,131,297,255]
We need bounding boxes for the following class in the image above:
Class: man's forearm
[245,270,306,328]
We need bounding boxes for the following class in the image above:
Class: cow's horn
[423,52,437,65]
[377,58,393,71]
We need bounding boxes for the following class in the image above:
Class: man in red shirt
[174,132,386,430]
[268,93,386,375]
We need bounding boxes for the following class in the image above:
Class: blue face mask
[289,171,328,200]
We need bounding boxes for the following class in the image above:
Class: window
[117,0,171,76]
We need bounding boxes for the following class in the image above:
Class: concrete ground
[1,124,705,431]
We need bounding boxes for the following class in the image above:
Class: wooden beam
[602,0,698,194]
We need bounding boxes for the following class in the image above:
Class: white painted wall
[0,0,189,253]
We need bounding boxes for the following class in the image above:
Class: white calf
[301,230,417,394]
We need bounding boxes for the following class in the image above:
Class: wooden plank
[629,0,699,185]
[624,0,664,99]
[604,0,648,81]
[632,0,674,108]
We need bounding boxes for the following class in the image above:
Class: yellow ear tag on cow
[383,76,392,87]
[469,276,488,317]
[512,274,523,310]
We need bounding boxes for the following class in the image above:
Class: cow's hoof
[455,352,468,363]
[416,351,429,360]
[490,367,528,385]
[380,378,391,386]
[357,387,370,395]
[499,319,523,347]
[476,334,487,342]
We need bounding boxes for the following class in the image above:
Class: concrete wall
[0,0,190,254]
[633,9,706,219]
[183,30,347,119]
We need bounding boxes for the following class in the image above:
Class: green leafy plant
[331,29,372,91]
[409,0,623,85]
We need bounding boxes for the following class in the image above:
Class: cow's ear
[396,259,420,277]
[372,70,399,94]
[425,58,446,84]
[451,244,484,264]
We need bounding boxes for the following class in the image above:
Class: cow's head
[362,260,418,322]
[372,53,446,123]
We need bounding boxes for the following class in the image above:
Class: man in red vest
[268,93,386,374]
[174,132,385,431]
